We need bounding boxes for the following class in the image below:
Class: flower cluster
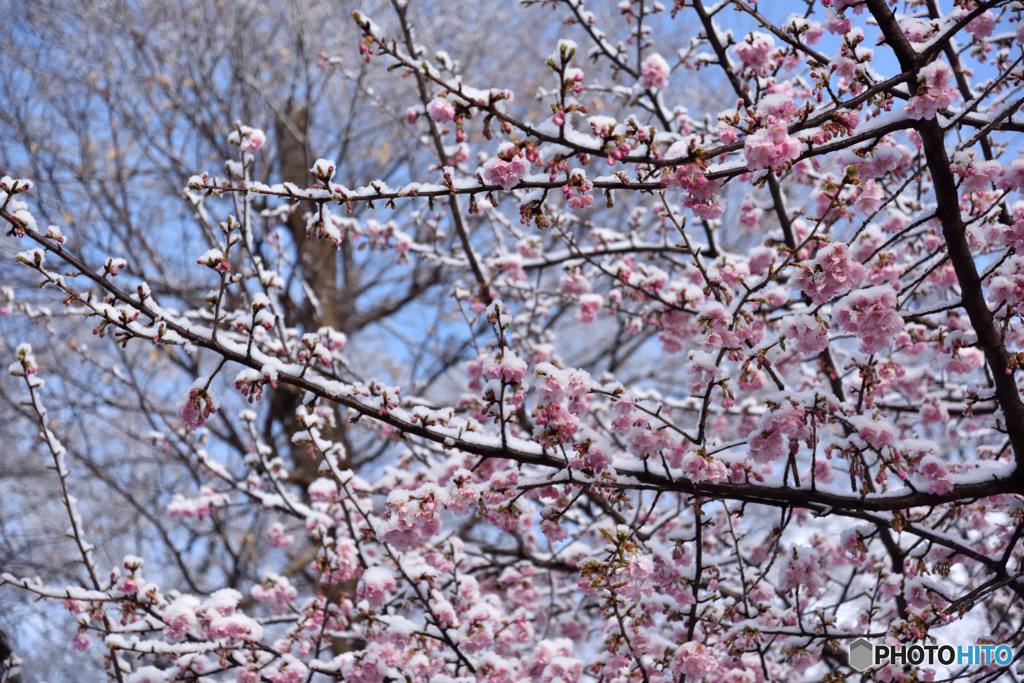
[661,148,725,219]
[177,387,218,432]
[783,313,830,356]
[483,143,531,190]
[639,53,670,89]
[795,242,866,305]
[561,168,594,209]
[744,121,802,171]
[532,364,591,447]
[378,485,446,550]
[905,61,959,120]
[733,32,777,74]
[833,286,903,354]
[228,125,265,154]
[748,397,809,463]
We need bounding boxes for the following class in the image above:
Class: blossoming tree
[4,0,1024,681]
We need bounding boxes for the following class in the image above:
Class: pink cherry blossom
[358,567,397,608]
[672,641,718,678]
[783,313,829,356]
[850,416,894,449]
[428,98,455,123]
[684,351,723,394]
[814,458,835,484]
[251,574,297,615]
[795,243,866,305]
[239,128,265,154]
[944,347,984,375]
[757,93,800,121]
[681,452,728,483]
[905,61,959,120]
[833,286,903,354]
[787,15,823,45]
[919,401,949,427]
[902,18,932,43]
[744,121,802,170]
[482,349,528,384]
[639,53,670,89]
[733,32,776,74]
[8,9,1024,683]
[748,426,786,463]
[576,293,603,323]
[853,180,883,215]
[778,545,826,595]
[826,10,852,35]
[962,10,995,39]
[379,486,446,550]
[483,150,530,190]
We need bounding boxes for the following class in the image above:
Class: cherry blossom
[732,32,776,74]
[782,313,830,356]
[833,286,903,354]
[744,121,802,171]
[483,144,530,190]
[795,242,866,305]
[428,98,456,123]
[905,61,959,120]
[5,3,1024,682]
[639,53,670,89]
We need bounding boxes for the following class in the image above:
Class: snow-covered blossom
[379,485,446,550]
[826,10,852,35]
[126,667,167,683]
[733,32,776,74]
[748,398,808,463]
[795,243,866,304]
[833,286,903,354]
[681,452,728,483]
[684,351,723,394]
[853,180,883,215]
[428,98,455,122]
[672,641,718,678]
[483,145,530,190]
[905,61,959,120]
[958,9,995,39]
[307,158,335,181]
[358,567,397,608]
[744,121,802,170]
[757,94,801,122]
[778,545,825,595]
[837,144,907,180]
[229,125,265,154]
[850,416,895,449]
[786,15,823,44]
[562,168,594,209]
[251,573,297,615]
[639,53,670,89]
[783,313,829,356]
[916,454,954,494]
[7,13,1023,683]
[483,349,528,384]
[166,486,227,520]
[576,293,603,323]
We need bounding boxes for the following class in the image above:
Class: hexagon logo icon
[849,638,874,671]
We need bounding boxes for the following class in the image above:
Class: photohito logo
[848,639,1013,671]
